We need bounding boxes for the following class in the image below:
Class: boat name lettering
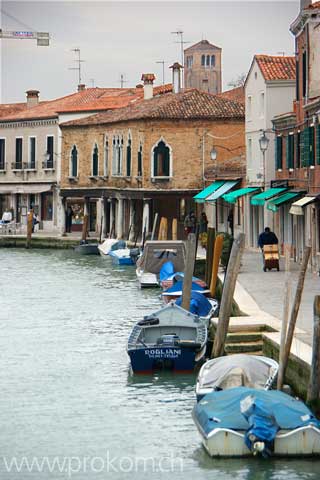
[145,349,181,359]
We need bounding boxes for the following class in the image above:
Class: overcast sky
[1,0,299,103]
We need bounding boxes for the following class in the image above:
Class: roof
[255,55,296,81]
[217,86,245,105]
[184,39,221,52]
[0,84,173,122]
[0,102,28,118]
[306,1,320,9]
[61,88,245,128]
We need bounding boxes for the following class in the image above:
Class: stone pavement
[237,249,320,345]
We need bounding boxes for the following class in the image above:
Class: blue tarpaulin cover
[165,280,205,294]
[194,387,320,437]
[159,261,175,281]
[176,291,212,316]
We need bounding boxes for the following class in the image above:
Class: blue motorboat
[109,248,134,265]
[127,302,208,374]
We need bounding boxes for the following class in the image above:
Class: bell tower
[184,40,222,94]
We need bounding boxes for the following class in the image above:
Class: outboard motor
[130,248,140,264]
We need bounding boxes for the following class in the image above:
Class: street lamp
[259,130,269,189]
[210,147,217,161]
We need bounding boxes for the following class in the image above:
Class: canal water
[0,249,319,480]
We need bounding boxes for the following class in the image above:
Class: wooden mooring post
[307,296,320,412]
[277,244,291,390]
[26,209,33,249]
[212,233,245,358]
[209,233,224,299]
[205,227,215,287]
[82,214,89,242]
[181,233,197,312]
[172,218,177,240]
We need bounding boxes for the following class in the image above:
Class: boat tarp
[194,387,320,437]
[136,241,186,274]
[176,291,212,317]
[223,188,260,204]
[162,280,205,295]
[250,188,287,206]
[159,261,175,281]
[200,355,277,390]
[193,181,225,203]
[267,192,301,213]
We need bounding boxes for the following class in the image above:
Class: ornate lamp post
[259,130,270,190]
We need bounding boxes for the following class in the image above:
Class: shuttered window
[317,125,320,165]
[309,126,315,166]
[275,136,283,170]
[295,132,301,168]
[286,135,294,169]
[301,128,309,167]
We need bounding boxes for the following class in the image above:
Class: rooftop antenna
[69,48,85,86]
[277,51,286,57]
[119,74,128,88]
[156,60,169,85]
[171,30,190,87]
[90,78,95,88]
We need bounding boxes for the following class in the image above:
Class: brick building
[184,40,222,94]
[273,0,320,268]
[59,69,244,240]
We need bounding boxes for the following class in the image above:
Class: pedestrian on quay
[32,212,39,233]
[184,211,196,235]
[66,206,73,233]
[258,227,278,250]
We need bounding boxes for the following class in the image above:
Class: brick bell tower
[184,39,222,94]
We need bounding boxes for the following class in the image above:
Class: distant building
[184,40,222,94]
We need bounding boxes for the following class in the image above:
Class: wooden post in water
[307,296,320,410]
[277,246,311,388]
[158,217,167,240]
[82,214,89,242]
[151,213,158,241]
[212,233,245,358]
[210,233,224,299]
[181,233,197,311]
[172,218,178,240]
[277,245,291,390]
[26,209,33,249]
[205,227,215,286]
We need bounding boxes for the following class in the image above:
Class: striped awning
[205,180,239,202]
[267,192,301,212]
[223,187,260,204]
[289,196,317,215]
[251,188,287,206]
[193,181,224,203]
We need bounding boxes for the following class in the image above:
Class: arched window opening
[201,55,205,66]
[92,143,99,176]
[137,144,142,176]
[206,55,210,66]
[104,137,108,176]
[126,138,131,177]
[211,55,215,67]
[71,145,78,177]
[153,140,170,177]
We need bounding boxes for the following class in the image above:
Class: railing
[0,162,6,171]
[42,160,55,169]
[24,162,36,170]
[11,161,23,170]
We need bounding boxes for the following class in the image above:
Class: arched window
[152,140,171,177]
[104,137,108,177]
[201,55,205,66]
[206,55,210,66]
[211,55,215,67]
[112,137,117,175]
[92,143,99,176]
[137,144,142,176]
[126,136,131,177]
[70,145,78,177]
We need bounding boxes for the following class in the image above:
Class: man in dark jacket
[258,227,278,249]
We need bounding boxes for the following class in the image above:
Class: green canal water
[0,249,319,480]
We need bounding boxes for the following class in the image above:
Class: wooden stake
[158,217,164,240]
[210,234,224,298]
[181,233,197,311]
[151,213,159,241]
[26,209,33,249]
[278,246,311,387]
[172,218,178,240]
[205,227,215,286]
[277,244,291,390]
[82,214,88,242]
[212,233,245,358]
[307,296,320,410]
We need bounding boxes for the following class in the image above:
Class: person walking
[184,211,196,235]
[66,206,73,233]
[258,227,278,249]
[199,211,208,234]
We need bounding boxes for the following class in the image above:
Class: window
[317,125,320,165]
[309,126,315,166]
[104,137,108,176]
[201,55,205,66]
[210,55,215,67]
[126,137,131,177]
[286,134,294,169]
[46,136,54,168]
[302,51,307,98]
[296,59,300,101]
[259,92,265,118]
[206,55,210,66]
[275,136,283,170]
[295,132,301,168]
[247,96,252,119]
[186,56,193,68]
[0,139,5,170]
[29,137,36,169]
[15,138,23,168]
[41,192,53,221]
[112,136,123,175]
[152,140,171,177]
[92,143,99,176]
[247,138,252,170]
[70,145,78,177]
[137,144,142,176]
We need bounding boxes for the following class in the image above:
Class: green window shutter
[309,126,315,166]
[287,135,294,169]
[302,128,309,167]
[317,125,320,165]
[276,136,283,170]
[286,137,290,169]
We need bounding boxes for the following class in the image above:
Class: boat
[196,354,279,401]
[161,279,211,304]
[175,291,218,326]
[136,241,186,288]
[127,301,208,373]
[192,386,320,457]
[74,241,99,255]
[161,271,207,291]
[109,248,134,265]
[98,239,126,257]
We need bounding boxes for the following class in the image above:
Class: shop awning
[205,180,239,202]
[289,196,317,215]
[223,187,260,204]
[0,184,53,194]
[267,192,301,212]
[251,188,287,206]
[193,181,224,203]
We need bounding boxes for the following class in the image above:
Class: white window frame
[69,144,78,178]
[0,137,6,170]
[103,135,108,177]
[28,136,37,169]
[91,141,99,176]
[15,136,23,166]
[150,137,173,179]
[259,91,265,119]
[247,95,252,121]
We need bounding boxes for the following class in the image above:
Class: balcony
[42,160,55,171]
[24,162,36,171]
[0,162,6,173]
[11,161,23,171]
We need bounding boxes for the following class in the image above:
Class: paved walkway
[237,249,319,345]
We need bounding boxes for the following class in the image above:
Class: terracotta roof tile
[306,1,320,9]
[0,102,28,118]
[255,55,296,81]
[61,88,244,128]
[217,86,245,105]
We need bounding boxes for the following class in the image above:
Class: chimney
[170,62,183,94]
[141,73,155,100]
[300,0,312,10]
[78,84,86,92]
[26,90,40,108]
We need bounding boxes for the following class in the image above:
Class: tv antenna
[156,60,169,85]
[119,74,128,88]
[171,30,189,87]
[69,48,85,86]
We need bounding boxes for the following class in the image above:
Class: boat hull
[109,250,134,265]
[74,244,99,255]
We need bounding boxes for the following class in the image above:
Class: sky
[0,0,300,103]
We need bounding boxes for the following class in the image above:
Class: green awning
[206,180,239,202]
[223,187,260,204]
[194,181,224,203]
[251,188,287,206]
[267,192,301,213]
